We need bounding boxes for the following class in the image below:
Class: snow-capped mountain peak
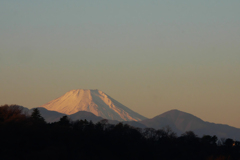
[40,89,146,121]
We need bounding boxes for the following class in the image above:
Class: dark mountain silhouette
[140,109,240,140]
[17,106,240,140]
[140,113,182,135]
[124,121,147,128]
[32,107,65,123]
[68,111,103,123]
[2,104,239,160]
[36,107,145,127]
[19,107,103,123]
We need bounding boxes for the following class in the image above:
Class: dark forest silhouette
[0,104,240,160]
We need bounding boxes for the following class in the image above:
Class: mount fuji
[40,89,146,121]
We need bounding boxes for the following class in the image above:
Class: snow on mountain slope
[40,89,146,121]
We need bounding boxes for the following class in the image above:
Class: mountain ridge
[5,104,240,140]
[140,109,240,140]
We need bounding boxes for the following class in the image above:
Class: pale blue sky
[1,1,240,128]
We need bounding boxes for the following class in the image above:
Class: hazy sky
[1,1,240,128]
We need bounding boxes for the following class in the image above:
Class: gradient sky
[1,1,240,128]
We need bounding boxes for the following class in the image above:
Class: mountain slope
[40,89,146,121]
[32,107,65,123]
[69,111,103,123]
[140,112,182,135]
[158,109,207,132]
[141,109,240,140]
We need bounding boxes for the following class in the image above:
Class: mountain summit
[40,89,146,121]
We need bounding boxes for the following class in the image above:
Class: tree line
[0,104,239,160]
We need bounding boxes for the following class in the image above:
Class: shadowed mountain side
[69,111,103,123]
[142,109,240,140]
[32,107,66,123]
[140,116,182,135]
[26,106,117,124]
[7,106,65,123]
[124,121,147,128]
[27,107,102,123]
[158,109,207,132]
[105,119,147,128]
[34,107,146,128]
[14,106,240,140]
[193,122,240,140]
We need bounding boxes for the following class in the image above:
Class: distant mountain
[69,111,103,123]
[20,105,145,127]
[32,107,65,123]
[7,103,240,140]
[140,115,182,135]
[141,109,240,140]
[40,89,146,121]
[124,121,147,128]
[34,108,106,123]
[15,106,100,123]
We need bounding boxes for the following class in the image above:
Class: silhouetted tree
[201,135,218,146]
[162,125,177,139]
[31,108,46,124]
[96,119,108,130]
[143,128,157,140]
[0,104,27,124]
[59,115,71,126]
[224,138,234,147]
[1,105,240,160]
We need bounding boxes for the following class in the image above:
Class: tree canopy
[0,104,239,160]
